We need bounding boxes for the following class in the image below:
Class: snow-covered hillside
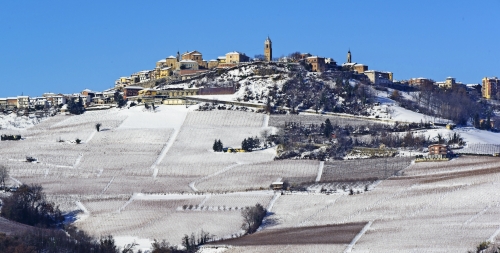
[0,113,45,130]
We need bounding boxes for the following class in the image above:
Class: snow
[375,93,451,124]
[114,236,153,252]
[0,113,46,130]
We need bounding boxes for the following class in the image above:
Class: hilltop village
[3,37,500,253]
[1,36,499,114]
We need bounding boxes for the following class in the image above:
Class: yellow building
[156,59,167,68]
[138,88,158,97]
[225,51,250,64]
[166,56,178,69]
[159,67,172,78]
[158,88,199,98]
[17,96,30,108]
[482,77,499,99]
[264,36,272,62]
[208,59,219,69]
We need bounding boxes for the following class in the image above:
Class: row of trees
[391,83,485,126]
[212,139,223,152]
[0,182,216,253]
[67,96,85,115]
[275,118,461,160]
[0,184,64,228]
[241,137,260,151]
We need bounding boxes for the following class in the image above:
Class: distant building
[436,77,456,89]
[225,51,250,64]
[364,70,393,85]
[17,96,30,109]
[179,60,199,70]
[264,36,272,62]
[342,50,368,74]
[208,59,219,69]
[0,98,7,108]
[306,56,326,72]
[482,77,499,99]
[428,144,449,155]
[159,67,173,78]
[6,97,17,108]
[123,86,143,99]
[408,77,435,87]
[182,51,206,68]
[138,88,158,97]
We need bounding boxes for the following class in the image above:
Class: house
[435,77,456,89]
[159,67,172,78]
[138,88,158,97]
[482,77,499,99]
[32,97,49,108]
[364,70,393,85]
[306,56,326,72]
[137,70,151,83]
[0,98,7,108]
[342,62,368,74]
[17,96,30,109]
[408,77,435,87]
[428,144,450,158]
[52,95,66,106]
[208,59,219,69]
[158,87,199,98]
[179,60,199,70]
[156,59,167,68]
[225,51,250,64]
[123,86,143,99]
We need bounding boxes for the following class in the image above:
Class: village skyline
[1,1,499,97]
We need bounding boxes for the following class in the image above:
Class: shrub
[1,134,21,141]
[75,138,81,144]
[241,203,267,234]
[0,184,63,227]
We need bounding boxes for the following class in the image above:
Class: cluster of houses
[0,94,65,111]
[114,37,390,89]
[4,36,498,112]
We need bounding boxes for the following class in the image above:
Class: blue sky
[1,0,499,97]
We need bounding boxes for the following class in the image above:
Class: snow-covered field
[4,105,500,252]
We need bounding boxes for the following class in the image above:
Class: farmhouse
[428,144,451,158]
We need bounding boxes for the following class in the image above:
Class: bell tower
[347,49,352,63]
[264,36,272,62]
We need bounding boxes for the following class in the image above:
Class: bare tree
[241,203,267,234]
[0,165,8,190]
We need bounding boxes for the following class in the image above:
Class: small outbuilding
[271,182,284,190]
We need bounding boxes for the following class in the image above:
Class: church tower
[264,36,272,62]
[347,49,352,63]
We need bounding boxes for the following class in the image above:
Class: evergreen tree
[67,97,85,115]
[217,139,223,151]
[114,91,126,108]
[213,139,218,152]
[213,139,223,152]
[324,119,334,138]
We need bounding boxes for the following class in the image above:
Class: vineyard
[454,144,500,155]
[3,106,500,252]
